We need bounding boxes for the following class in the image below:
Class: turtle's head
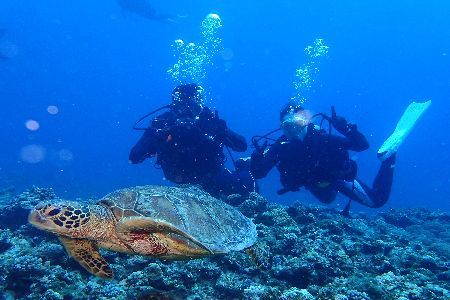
[29,201,91,235]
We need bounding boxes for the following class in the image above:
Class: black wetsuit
[251,123,395,208]
[130,107,255,197]
[117,0,177,22]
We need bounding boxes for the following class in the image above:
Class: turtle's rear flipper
[116,216,212,257]
[58,236,113,279]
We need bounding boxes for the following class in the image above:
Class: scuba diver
[129,83,256,199]
[117,0,180,23]
[250,100,431,212]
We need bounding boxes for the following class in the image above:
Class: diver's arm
[343,125,369,151]
[330,107,369,151]
[223,129,247,152]
[129,112,174,164]
[331,125,369,152]
[197,108,247,151]
[129,128,160,164]
[250,143,279,179]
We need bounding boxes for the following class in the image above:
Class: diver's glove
[331,106,356,135]
[198,108,228,140]
[198,106,214,122]
[250,140,268,172]
[253,139,268,155]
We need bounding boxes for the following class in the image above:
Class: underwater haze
[1,1,449,211]
[1,1,450,299]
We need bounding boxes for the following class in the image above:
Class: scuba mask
[131,84,205,131]
[172,100,203,118]
[281,109,311,140]
[171,84,205,118]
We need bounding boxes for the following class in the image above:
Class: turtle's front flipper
[58,236,113,279]
[116,216,212,258]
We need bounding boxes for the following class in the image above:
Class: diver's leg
[226,167,257,197]
[336,180,374,207]
[200,174,221,198]
[235,158,259,193]
[371,154,396,206]
[307,185,338,204]
[201,168,254,199]
[337,154,396,208]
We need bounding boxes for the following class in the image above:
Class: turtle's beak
[28,209,52,230]
[28,209,45,224]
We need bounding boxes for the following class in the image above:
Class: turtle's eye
[35,203,46,210]
[48,208,61,216]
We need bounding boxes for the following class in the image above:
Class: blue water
[0,0,449,211]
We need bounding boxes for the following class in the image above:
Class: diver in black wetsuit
[129,83,256,198]
[117,0,179,22]
[251,102,396,210]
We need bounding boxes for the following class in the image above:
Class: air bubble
[20,144,46,164]
[167,13,223,85]
[292,38,329,104]
[221,48,234,61]
[25,120,40,131]
[58,149,74,161]
[47,105,59,115]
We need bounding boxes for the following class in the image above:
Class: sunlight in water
[20,144,46,164]
[167,13,223,84]
[292,38,329,104]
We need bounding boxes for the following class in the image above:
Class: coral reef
[0,188,449,299]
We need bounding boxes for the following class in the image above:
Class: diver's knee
[314,189,337,204]
[317,196,336,204]
[353,194,389,208]
[371,196,389,208]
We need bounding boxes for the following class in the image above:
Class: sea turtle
[28,185,257,279]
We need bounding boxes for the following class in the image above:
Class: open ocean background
[1,0,449,211]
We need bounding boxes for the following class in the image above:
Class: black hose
[251,128,281,148]
[132,105,171,130]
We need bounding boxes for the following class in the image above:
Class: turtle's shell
[98,185,257,252]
